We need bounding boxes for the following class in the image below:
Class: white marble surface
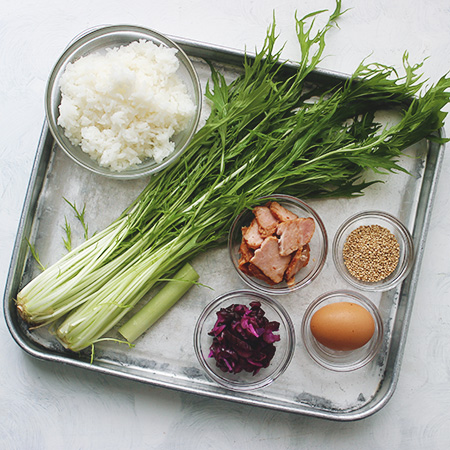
[1,0,449,448]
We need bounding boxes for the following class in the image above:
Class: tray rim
[3,37,446,421]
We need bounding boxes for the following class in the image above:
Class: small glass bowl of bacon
[228,194,328,294]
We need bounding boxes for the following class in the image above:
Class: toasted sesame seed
[342,224,400,282]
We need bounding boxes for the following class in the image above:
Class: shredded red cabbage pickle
[208,301,280,375]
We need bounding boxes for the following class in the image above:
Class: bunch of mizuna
[17,1,450,353]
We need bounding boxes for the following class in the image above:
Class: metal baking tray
[3,37,445,421]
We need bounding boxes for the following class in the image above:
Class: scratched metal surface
[3,38,444,422]
[1,0,450,448]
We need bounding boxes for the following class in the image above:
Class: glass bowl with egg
[301,290,384,372]
[228,194,328,295]
[45,25,202,179]
[332,211,414,292]
[193,290,296,391]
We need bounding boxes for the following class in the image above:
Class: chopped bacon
[238,238,254,263]
[248,263,276,285]
[277,217,315,256]
[250,236,292,284]
[242,219,264,249]
[238,260,252,276]
[237,201,315,286]
[269,201,298,222]
[285,244,310,285]
[252,205,279,238]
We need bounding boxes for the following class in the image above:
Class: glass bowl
[45,25,202,180]
[193,290,296,391]
[228,194,328,295]
[301,290,384,372]
[333,211,414,292]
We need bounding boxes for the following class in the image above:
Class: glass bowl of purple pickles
[228,194,328,295]
[193,290,295,391]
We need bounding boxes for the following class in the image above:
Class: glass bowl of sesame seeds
[332,211,415,292]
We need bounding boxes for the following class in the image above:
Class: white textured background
[1,1,450,449]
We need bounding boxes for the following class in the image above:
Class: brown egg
[310,302,375,351]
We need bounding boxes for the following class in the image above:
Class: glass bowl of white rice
[45,25,202,179]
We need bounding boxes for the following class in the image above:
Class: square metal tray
[3,38,445,421]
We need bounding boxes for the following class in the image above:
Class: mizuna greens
[17,1,450,352]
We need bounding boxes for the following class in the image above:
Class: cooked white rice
[57,39,195,172]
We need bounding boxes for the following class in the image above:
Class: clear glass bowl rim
[44,24,202,180]
[193,289,296,391]
[227,194,328,295]
[301,289,384,372]
[332,210,415,292]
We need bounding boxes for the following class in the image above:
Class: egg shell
[310,302,375,351]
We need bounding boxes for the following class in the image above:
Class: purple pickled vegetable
[208,301,280,375]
